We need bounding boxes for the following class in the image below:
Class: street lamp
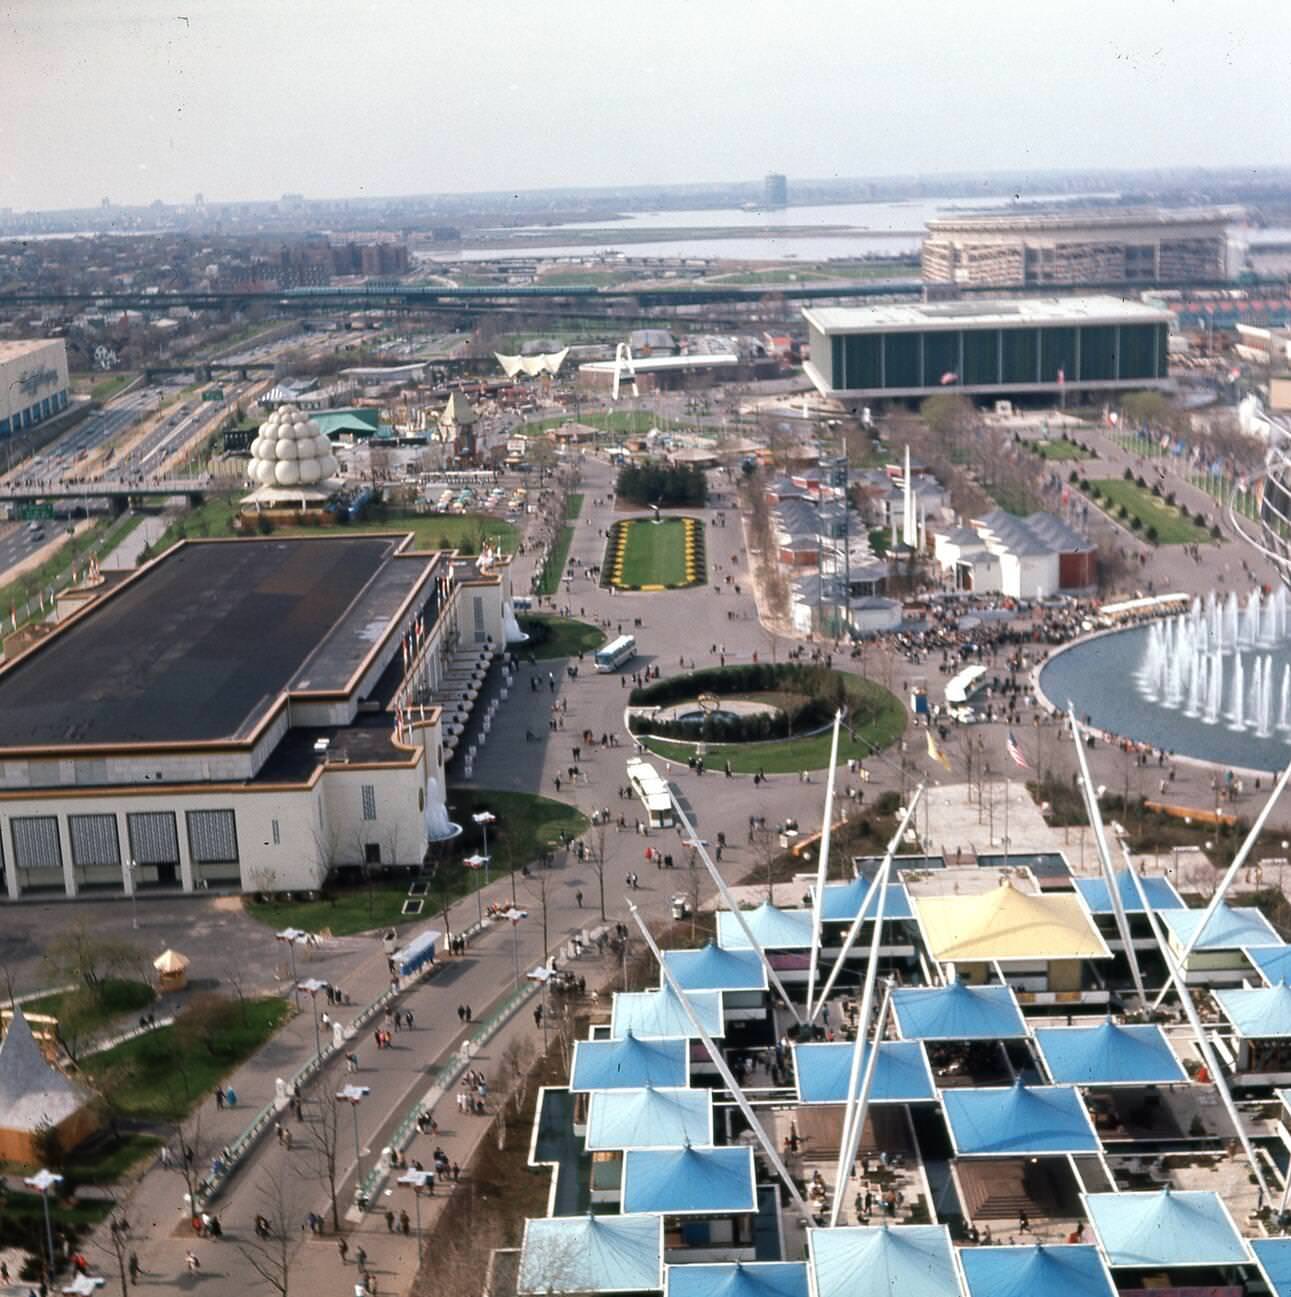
[472,812,496,895]
[397,1168,434,1255]
[336,1084,370,1182]
[298,978,330,1059]
[25,1168,63,1285]
[503,906,527,984]
[464,854,490,925]
[276,928,308,1007]
[126,857,138,929]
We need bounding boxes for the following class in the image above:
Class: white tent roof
[0,1009,90,1133]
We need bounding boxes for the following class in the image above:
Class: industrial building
[0,534,521,901]
[921,206,1240,288]
[803,296,1171,405]
[0,339,70,440]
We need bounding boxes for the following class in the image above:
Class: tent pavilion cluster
[504,713,1291,1297]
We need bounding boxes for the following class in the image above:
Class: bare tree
[590,821,609,921]
[234,1162,299,1297]
[524,871,555,970]
[302,1092,344,1234]
[99,1213,133,1297]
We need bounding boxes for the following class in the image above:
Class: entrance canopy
[610,987,725,1040]
[1214,982,1291,1039]
[571,1032,689,1092]
[666,1262,808,1297]
[622,1145,757,1215]
[1074,871,1184,915]
[941,1081,1099,1156]
[959,1245,1116,1297]
[891,983,1027,1042]
[662,944,768,994]
[808,1225,959,1297]
[1082,1189,1250,1267]
[717,902,814,951]
[518,1214,663,1294]
[586,1086,713,1151]
[1032,1021,1187,1086]
[793,1041,936,1105]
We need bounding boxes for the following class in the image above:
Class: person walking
[128,1253,140,1285]
[185,1251,200,1276]
[385,1209,395,1233]
[337,1238,349,1264]
[575,890,583,908]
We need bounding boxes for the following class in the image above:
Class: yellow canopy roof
[912,884,1109,963]
[153,949,190,973]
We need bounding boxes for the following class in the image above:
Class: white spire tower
[902,445,918,548]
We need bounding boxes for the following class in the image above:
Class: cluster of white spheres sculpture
[245,406,340,488]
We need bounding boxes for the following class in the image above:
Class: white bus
[625,757,674,828]
[594,634,637,673]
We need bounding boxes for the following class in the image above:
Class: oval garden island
[604,515,706,591]
[625,662,906,774]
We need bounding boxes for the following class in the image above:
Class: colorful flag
[1006,730,1030,770]
[927,730,951,772]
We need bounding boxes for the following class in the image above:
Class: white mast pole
[809,791,923,1026]
[1121,843,1273,1204]
[806,712,844,1017]
[1150,760,1291,1011]
[1068,707,1147,1009]
[830,982,894,1228]
[670,792,803,1027]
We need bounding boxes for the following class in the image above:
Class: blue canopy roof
[623,1145,757,1215]
[942,1082,1099,1156]
[571,1034,689,1091]
[1032,1021,1187,1086]
[1083,1190,1250,1267]
[818,876,914,922]
[586,1086,713,1150]
[1074,871,1184,915]
[959,1246,1115,1297]
[793,1040,935,1104]
[808,1225,959,1297]
[611,987,725,1039]
[1252,1239,1291,1297]
[1214,982,1291,1038]
[662,944,768,993]
[666,1262,808,1297]
[519,1214,664,1294]
[891,983,1027,1041]
[1159,904,1282,952]
[1245,944,1291,987]
[717,903,814,951]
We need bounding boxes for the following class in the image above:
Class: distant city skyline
[5,0,1291,212]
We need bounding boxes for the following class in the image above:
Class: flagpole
[1003,777,1009,868]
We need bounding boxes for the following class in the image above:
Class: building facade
[0,339,70,440]
[763,173,788,209]
[921,206,1240,288]
[0,534,516,901]
[803,296,1171,405]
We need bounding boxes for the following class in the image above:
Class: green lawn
[82,997,290,1122]
[565,493,584,521]
[641,674,906,773]
[248,791,589,936]
[151,505,517,559]
[517,613,604,660]
[521,409,685,439]
[536,524,575,596]
[25,977,156,1033]
[614,517,700,588]
[1089,479,1210,543]
[88,372,135,402]
[1030,439,1087,461]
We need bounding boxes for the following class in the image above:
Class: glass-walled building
[803,296,1170,404]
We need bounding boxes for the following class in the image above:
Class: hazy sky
[6,0,1291,211]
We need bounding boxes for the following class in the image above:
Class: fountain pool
[1038,588,1291,773]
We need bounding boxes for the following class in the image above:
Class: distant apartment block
[921,206,1241,288]
[764,173,788,209]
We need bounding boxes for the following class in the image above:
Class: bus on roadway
[594,634,637,673]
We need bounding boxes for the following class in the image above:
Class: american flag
[1005,730,1030,770]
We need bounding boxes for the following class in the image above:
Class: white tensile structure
[495,349,570,379]
[244,405,341,502]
